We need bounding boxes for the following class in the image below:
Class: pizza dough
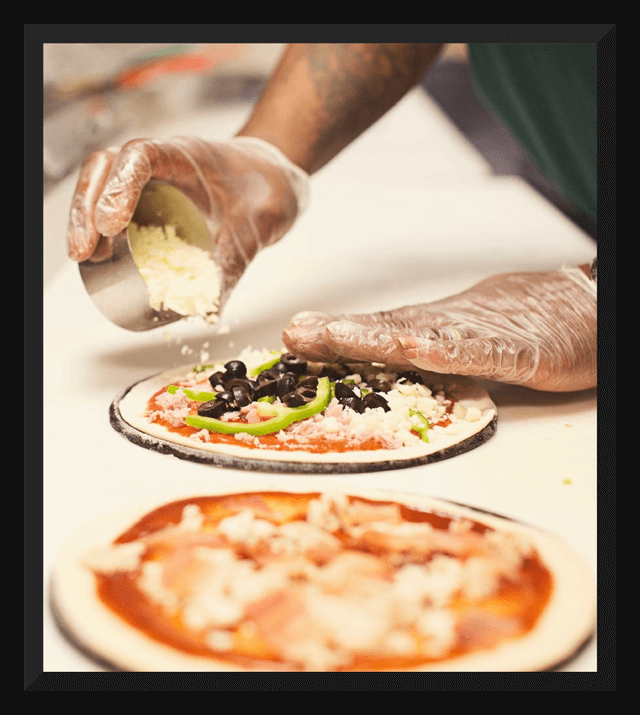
[111,350,497,472]
[50,484,596,672]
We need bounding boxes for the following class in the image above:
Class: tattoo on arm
[237,43,442,174]
[302,44,441,167]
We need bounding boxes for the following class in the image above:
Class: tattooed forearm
[307,44,435,127]
[237,43,442,174]
[302,44,442,171]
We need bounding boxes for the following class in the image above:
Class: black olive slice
[368,378,393,393]
[276,373,297,398]
[197,400,231,419]
[298,376,318,389]
[279,353,308,375]
[296,386,317,403]
[226,378,255,393]
[362,392,390,412]
[268,361,291,377]
[215,390,235,404]
[231,386,252,408]
[319,364,350,381]
[397,370,424,385]
[282,392,306,408]
[256,370,276,384]
[254,379,278,399]
[208,371,228,389]
[224,360,247,379]
[334,381,356,399]
[341,396,364,413]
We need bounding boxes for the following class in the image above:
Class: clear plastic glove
[282,269,597,392]
[66,136,309,306]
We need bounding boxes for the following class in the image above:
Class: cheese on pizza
[140,348,494,457]
[83,491,554,672]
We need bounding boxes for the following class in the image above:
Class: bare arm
[236,43,444,174]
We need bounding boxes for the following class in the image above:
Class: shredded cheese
[128,222,222,322]
[88,494,535,671]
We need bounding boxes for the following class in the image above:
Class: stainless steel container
[79,181,214,331]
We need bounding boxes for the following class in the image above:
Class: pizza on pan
[113,348,497,470]
[51,486,596,672]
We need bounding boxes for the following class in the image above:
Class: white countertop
[41,89,597,676]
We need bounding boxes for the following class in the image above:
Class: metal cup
[79,181,214,331]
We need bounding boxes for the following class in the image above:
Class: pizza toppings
[185,378,332,436]
[85,491,552,671]
[145,350,486,453]
[409,409,430,442]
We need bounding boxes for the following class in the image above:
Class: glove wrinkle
[399,335,539,384]
[67,148,119,260]
[95,141,155,236]
[324,320,408,365]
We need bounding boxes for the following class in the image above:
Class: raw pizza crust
[50,483,596,672]
[111,359,497,472]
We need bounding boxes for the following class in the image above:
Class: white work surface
[42,89,598,677]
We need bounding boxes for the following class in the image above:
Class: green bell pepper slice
[248,352,284,377]
[167,384,218,403]
[409,409,430,442]
[192,363,216,374]
[185,377,331,436]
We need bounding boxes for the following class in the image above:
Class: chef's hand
[283,269,597,392]
[66,136,308,305]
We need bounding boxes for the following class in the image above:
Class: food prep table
[41,88,598,676]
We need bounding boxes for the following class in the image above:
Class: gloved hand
[66,136,309,306]
[282,269,597,392]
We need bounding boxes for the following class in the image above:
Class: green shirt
[468,43,597,222]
